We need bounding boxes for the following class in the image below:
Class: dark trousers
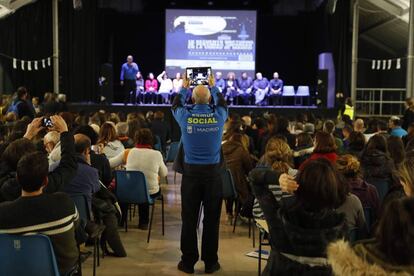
[180,172,223,267]
[120,191,160,226]
[269,94,282,105]
[101,213,127,256]
[124,79,137,104]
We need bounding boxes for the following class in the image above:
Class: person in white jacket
[157,71,173,104]
[110,128,168,229]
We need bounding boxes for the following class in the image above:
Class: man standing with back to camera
[172,70,228,274]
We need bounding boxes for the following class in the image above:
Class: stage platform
[68,102,337,118]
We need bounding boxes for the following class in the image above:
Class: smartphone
[186,67,212,87]
[42,117,53,128]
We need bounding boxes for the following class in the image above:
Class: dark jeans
[124,79,137,104]
[101,213,127,256]
[269,94,282,105]
[180,171,223,267]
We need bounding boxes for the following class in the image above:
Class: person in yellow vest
[343,97,354,120]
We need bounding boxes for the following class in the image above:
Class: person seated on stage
[237,72,253,105]
[268,72,284,106]
[253,72,269,106]
[214,71,226,93]
[109,128,168,230]
[224,72,239,105]
[144,72,158,104]
[0,152,79,275]
[97,122,125,159]
[136,71,145,104]
[171,72,183,103]
[157,71,173,104]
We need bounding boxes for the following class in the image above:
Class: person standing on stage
[269,72,284,106]
[120,55,139,105]
[253,72,269,106]
[237,72,253,105]
[172,71,228,274]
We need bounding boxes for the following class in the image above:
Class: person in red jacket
[144,72,158,104]
[300,131,338,170]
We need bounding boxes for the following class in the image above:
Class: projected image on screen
[165,9,257,76]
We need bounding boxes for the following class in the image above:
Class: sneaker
[205,262,220,274]
[177,261,194,274]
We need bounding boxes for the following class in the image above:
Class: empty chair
[166,141,180,183]
[295,85,310,106]
[0,234,60,276]
[282,86,295,105]
[115,170,165,242]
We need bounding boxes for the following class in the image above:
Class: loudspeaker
[316,69,328,107]
[99,63,113,104]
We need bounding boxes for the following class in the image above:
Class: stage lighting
[207,1,214,6]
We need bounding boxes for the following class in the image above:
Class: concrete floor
[83,166,264,276]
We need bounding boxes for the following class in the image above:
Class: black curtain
[327,0,352,95]
[0,1,53,96]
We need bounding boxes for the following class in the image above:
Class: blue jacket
[172,86,228,165]
[390,127,407,138]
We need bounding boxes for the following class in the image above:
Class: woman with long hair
[97,122,125,159]
[251,158,346,275]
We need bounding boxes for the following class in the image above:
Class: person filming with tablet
[172,67,228,274]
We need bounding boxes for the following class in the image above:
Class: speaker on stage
[317,69,328,107]
[99,63,113,104]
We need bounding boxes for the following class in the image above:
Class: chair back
[222,169,237,199]
[115,170,153,205]
[69,193,91,221]
[282,86,295,96]
[296,86,310,96]
[166,141,180,162]
[0,234,60,276]
[153,135,162,152]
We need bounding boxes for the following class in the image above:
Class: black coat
[90,151,112,187]
[402,108,414,130]
[360,150,395,184]
[0,132,78,202]
[250,169,346,275]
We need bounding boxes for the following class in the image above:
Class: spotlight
[207,1,214,6]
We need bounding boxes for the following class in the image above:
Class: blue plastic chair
[69,193,101,276]
[153,135,162,152]
[115,170,164,242]
[0,234,60,276]
[282,85,295,105]
[295,85,310,106]
[165,142,180,183]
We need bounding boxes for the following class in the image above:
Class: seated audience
[389,116,408,138]
[345,131,366,157]
[402,97,414,130]
[9,87,35,119]
[222,133,253,222]
[250,158,346,275]
[293,132,314,169]
[0,116,77,202]
[323,120,344,154]
[110,128,168,229]
[360,135,395,198]
[44,130,61,166]
[336,155,380,220]
[252,137,295,221]
[341,124,353,148]
[387,136,405,169]
[116,122,134,148]
[150,111,171,154]
[375,120,390,140]
[300,131,338,170]
[97,122,125,159]
[328,197,414,275]
[0,151,79,275]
